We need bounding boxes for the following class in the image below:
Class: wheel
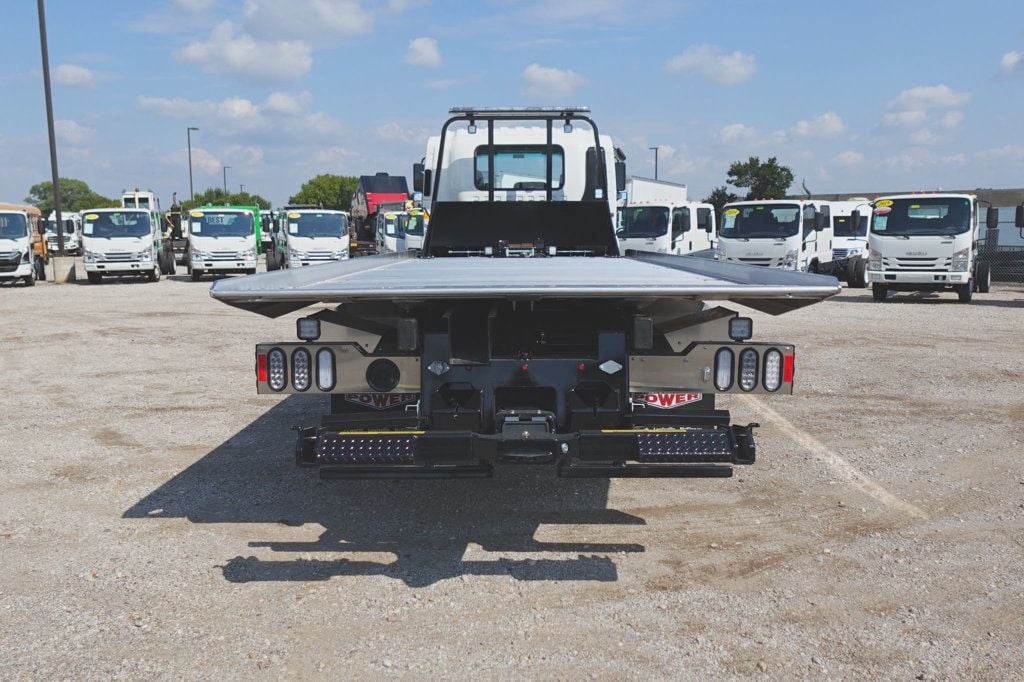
[809,260,819,274]
[147,261,161,282]
[246,268,257,275]
[853,259,867,288]
[87,271,102,284]
[190,267,203,282]
[34,257,46,282]
[23,266,35,286]
[976,262,991,293]
[266,249,278,271]
[872,284,888,302]
[957,282,973,303]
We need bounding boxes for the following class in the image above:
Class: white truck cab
[187,207,259,280]
[616,202,716,254]
[81,208,164,283]
[829,199,871,288]
[0,204,42,285]
[717,199,833,272]
[866,193,994,303]
[45,210,82,255]
[279,209,350,268]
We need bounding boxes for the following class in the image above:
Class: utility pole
[649,146,660,181]
[37,0,64,257]
[222,166,230,194]
[239,184,245,194]
[187,127,199,201]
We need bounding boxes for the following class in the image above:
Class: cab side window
[672,208,690,240]
[803,205,816,237]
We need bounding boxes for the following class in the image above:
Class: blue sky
[2,0,1023,207]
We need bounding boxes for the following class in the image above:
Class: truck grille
[209,251,240,260]
[737,257,774,267]
[881,256,951,271]
[99,252,134,262]
[833,248,849,259]
[305,250,337,260]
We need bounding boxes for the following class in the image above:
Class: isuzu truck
[278,208,350,268]
[187,206,259,280]
[211,107,839,480]
[82,208,168,283]
[616,201,716,255]
[716,199,834,273]
[0,202,46,286]
[865,193,995,303]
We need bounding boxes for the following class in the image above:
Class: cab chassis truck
[211,108,839,479]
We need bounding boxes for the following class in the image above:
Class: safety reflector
[257,354,268,383]
[783,354,795,383]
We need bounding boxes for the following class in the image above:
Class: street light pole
[648,146,660,181]
[187,126,199,201]
[223,166,230,194]
[36,0,64,257]
[239,184,245,194]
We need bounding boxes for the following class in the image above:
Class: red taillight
[257,353,268,382]
[783,354,795,383]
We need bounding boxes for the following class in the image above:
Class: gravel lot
[2,268,1023,679]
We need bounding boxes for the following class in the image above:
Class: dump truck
[210,107,840,480]
[350,174,409,256]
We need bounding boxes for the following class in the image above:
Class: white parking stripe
[739,396,928,520]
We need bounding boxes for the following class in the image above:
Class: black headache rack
[294,422,758,479]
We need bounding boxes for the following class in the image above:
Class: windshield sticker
[873,206,892,215]
[190,211,204,217]
[910,204,920,209]
[875,200,893,208]
[191,222,202,233]
[287,212,301,219]
[288,223,298,234]
[83,223,93,235]
[84,213,99,220]
[724,208,740,217]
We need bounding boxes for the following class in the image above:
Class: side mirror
[614,161,626,193]
[814,211,825,231]
[412,163,425,192]
[37,221,46,235]
[850,210,861,229]
[697,209,711,233]
[1014,204,1024,228]
[422,169,433,197]
[986,206,1000,230]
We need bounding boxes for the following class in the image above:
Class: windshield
[190,211,253,238]
[287,212,347,238]
[474,145,565,191]
[0,213,28,239]
[720,204,800,239]
[616,206,670,238]
[83,211,150,238]
[401,212,425,236]
[834,213,868,238]
[871,198,972,237]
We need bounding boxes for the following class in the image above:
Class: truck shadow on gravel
[124,395,646,587]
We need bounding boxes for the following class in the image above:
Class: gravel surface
[2,270,1023,679]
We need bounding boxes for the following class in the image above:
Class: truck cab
[717,199,833,272]
[829,199,871,287]
[616,202,716,255]
[278,209,350,268]
[45,210,82,255]
[866,193,994,303]
[82,208,166,283]
[0,203,46,286]
[187,207,259,280]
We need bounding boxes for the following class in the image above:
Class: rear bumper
[296,423,757,478]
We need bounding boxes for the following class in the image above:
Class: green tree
[289,174,360,211]
[725,156,794,200]
[182,187,271,212]
[25,178,119,214]
[704,186,740,215]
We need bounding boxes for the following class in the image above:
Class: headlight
[22,250,31,263]
[83,250,96,263]
[951,247,969,272]
[868,248,882,270]
[783,249,799,268]
[288,248,306,259]
[138,251,152,261]
[241,248,256,259]
[192,248,209,260]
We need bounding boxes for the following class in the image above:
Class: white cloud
[242,0,373,39]
[53,64,96,88]
[717,123,756,145]
[173,0,217,11]
[264,91,311,115]
[887,84,971,112]
[942,153,967,167]
[521,63,587,98]
[424,77,469,90]
[55,120,94,146]
[975,145,1024,163]
[222,144,265,166]
[881,109,928,129]
[175,21,313,82]
[665,45,756,85]
[836,150,864,168]
[404,37,441,68]
[997,50,1024,79]
[793,111,845,139]
[939,111,964,129]
[183,146,223,174]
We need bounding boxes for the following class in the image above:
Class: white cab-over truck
[829,199,870,287]
[211,107,840,481]
[187,207,259,280]
[716,199,834,272]
[0,203,44,285]
[279,208,351,268]
[616,202,716,255]
[865,193,995,303]
[45,210,82,255]
[82,208,167,283]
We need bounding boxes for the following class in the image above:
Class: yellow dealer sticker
[84,213,99,220]
[724,208,740,216]
[190,210,204,217]
[288,212,301,219]
[875,199,893,208]
[910,204,920,209]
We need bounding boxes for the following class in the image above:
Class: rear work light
[316,348,335,391]
[292,348,311,392]
[762,348,783,392]
[296,317,321,341]
[738,348,759,392]
[714,348,734,390]
[267,348,287,392]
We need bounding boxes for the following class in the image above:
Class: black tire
[147,261,161,283]
[266,249,279,271]
[87,271,102,284]
[246,268,257,275]
[976,262,991,293]
[957,282,973,303]
[190,267,203,282]
[872,284,888,302]
[23,267,35,286]
[847,258,867,288]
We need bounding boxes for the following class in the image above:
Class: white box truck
[865,193,995,303]
[624,177,687,204]
[716,199,834,273]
